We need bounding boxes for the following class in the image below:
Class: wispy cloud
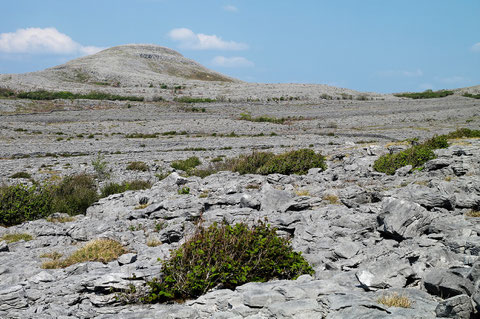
[168,28,247,50]
[378,69,423,78]
[472,42,480,52]
[211,56,253,68]
[0,27,103,56]
[434,75,466,84]
[223,5,238,12]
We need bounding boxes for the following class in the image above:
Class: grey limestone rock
[435,294,473,318]
[377,197,434,241]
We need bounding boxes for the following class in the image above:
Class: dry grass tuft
[41,238,127,269]
[146,239,162,247]
[47,215,75,223]
[466,210,480,218]
[1,233,33,243]
[323,194,340,205]
[295,189,310,196]
[377,293,412,308]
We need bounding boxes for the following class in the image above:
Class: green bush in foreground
[373,129,479,175]
[394,89,454,99]
[144,221,313,303]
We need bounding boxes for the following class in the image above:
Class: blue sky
[1,0,479,93]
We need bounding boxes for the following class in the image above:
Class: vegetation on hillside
[394,89,454,99]
[0,88,144,101]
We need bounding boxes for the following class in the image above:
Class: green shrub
[144,221,313,303]
[91,153,110,180]
[445,128,480,139]
[463,93,480,99]
[239,113,287,124]
[15,90,143,101]
[125,133,158,138]
[191,149,326,177]
[374,134,450,175]
[126,161,149,172]
[100,180,152,198]
[0,184,54,226]
[256,149,327,175]
[394,89,454,99]
[52,174,98,215]
[0,87,16,98]
[10,172,32,179]
[178,187,190,195]
[174,97,215,103]
[171,157,201,172]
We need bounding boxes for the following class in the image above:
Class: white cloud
[223,5,238,12]
[0,27,103,56]
[168,28,247,50]
[211,56,254,68]
[378,69,423,78]
[472,42,480,52]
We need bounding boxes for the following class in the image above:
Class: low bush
[126,161,149,171]
[10,172,32,179]
[42,239,127,269]
[52,174,98,216]
[191,149,326,177]
[0,87,16,98]
[171,157,201,172]
[15,90,144,101]
[174,97,215,103]
[100,180,152,198]
[239,113,287,124]
[463,93,480,99]
[373,131,468,175]
[125,133,158,138]
[394,89,454,99]
[144,221,313,303]
[0,184,54,226]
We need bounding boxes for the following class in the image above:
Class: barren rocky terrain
[1,45,480,318]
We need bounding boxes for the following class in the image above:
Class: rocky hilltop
[0,44,381,102]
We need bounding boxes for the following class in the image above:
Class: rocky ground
[0,93,479,318]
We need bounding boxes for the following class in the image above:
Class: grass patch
[125,133,158,138]
[1,233,33,243]
[41,239,127,269]
[126,161,149,172]
[174,97,215,103]
[374,128,479,175]
[171,157,201,172]
[191,149,326,177]
[394,89,454,99]
[463,93,480,99]
[147,239,162,247]
[10,172,32,179]
[178,187,190,195]
[323,194,340,205]
[100,180,152,198]
[144,221,313,303]
[377,293,412,308]
[16,90,144,101]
